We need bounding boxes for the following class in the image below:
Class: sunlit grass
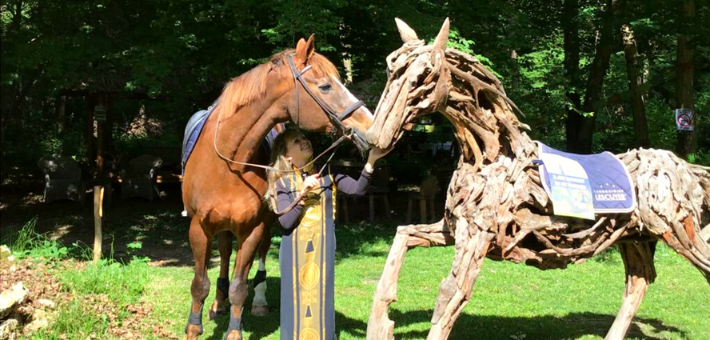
[142,226,710,340]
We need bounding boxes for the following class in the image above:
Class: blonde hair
[265,128,314,211]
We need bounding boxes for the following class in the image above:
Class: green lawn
[138,225,709,340]
[6,212,709,340]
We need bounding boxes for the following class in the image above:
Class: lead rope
[271,142,341,216]
[212,102,349,174]
[207,55,361,216]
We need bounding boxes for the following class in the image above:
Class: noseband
[287,56,370,151]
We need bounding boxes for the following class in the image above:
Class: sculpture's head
[366,18,452,149]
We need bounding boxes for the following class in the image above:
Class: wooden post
[92,97,108,264]
[93,185,104,264]
[95,104,106,176]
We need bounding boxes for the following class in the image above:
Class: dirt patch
[0,258,65,322]
[1,257,180,339]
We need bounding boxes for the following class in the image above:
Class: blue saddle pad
[182,101,219,168]
[537,142,636,220]
[181,101,280,169]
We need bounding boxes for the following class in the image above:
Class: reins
[212,55,367,215]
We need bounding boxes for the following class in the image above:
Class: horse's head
[366,18,451,150]
[272,35,374,152]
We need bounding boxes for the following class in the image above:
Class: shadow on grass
[338,309,686,340]
[200,277,282,340]
[189,276,687,340]
[2,183,405,268]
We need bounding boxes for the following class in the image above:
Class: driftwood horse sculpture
[366,19,710,340]
[183,35,373,340]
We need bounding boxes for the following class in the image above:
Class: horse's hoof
[251,304,269,316]
[209,300,229,320]
[209,307,229,320]
[185,324,203,340]
[224,329,243,340]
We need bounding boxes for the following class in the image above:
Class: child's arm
[276,180,304,230]
[334,147,390,196]
[334,169,372,196]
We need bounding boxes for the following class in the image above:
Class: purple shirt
[276,168,372,229]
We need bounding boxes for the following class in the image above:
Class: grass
[6,218,710,340]
[2,218,151,339]
[1,216,69,260]
[141,225,710,340]
[30,256,151,340]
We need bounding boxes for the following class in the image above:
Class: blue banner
[538,142,637,219]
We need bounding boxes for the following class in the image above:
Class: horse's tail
[624,149,710,283]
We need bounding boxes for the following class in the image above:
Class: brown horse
[182,35,373,340]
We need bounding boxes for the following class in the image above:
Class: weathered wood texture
[366,18,710,340]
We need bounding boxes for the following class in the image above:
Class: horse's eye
[318,84,332,93]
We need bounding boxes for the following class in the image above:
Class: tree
[563,0,584,152]
[676,0,696,160]
[620,0,650,148]
[576,0,615,154]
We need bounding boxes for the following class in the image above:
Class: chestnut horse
[182,35,373,340]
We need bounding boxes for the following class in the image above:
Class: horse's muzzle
[352,130,371,152]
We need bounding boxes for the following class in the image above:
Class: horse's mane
[217,49,340,119]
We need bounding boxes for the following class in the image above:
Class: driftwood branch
[367,18,710,340]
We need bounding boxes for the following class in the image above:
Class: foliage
[2,217,69,259]
[1,0,709,172]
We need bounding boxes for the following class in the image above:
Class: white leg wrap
[253,281,268,306]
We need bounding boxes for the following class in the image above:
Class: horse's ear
[295,34,316,65]
[432,18,450,52]
[395,18,419,43]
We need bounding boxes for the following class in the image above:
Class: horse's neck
[448,85,536,164]
[212,101,281,168]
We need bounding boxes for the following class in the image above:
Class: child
[267,128,388,340]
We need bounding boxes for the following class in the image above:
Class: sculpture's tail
[624,149,710,284]
[689,163,710,284]
[689,163,710,245]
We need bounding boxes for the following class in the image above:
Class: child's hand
[365,147,393,172]
[368,147,392,162]
[302,174,320,193]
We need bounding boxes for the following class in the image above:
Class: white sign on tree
[675,108,694,131]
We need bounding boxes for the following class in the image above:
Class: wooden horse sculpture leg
[368,220,454,340]
[367,216,494,340]
[605,241,657,340]
[427,228,493,340]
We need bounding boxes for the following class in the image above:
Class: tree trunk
[676,0,696,160]
[85,94,96,162]
[95,93,109,176]
[621,24,650,148]
[57,95,67,135]
[577,0,615,154]
[563,0,583,152]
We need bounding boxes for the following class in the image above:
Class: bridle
[212,55,372,214]
[286,56,370,151]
